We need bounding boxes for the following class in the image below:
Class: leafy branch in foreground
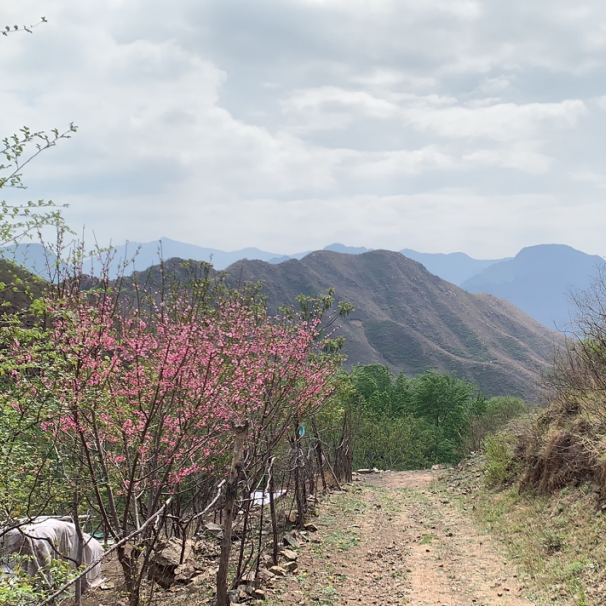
[1,124,78,191]
[0,124,77,247]
[2,17,47,37]
[0,17,76,247]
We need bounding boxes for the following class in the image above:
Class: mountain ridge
[8,239,604,333]
[461,244,605,330]
[223,249,560,400]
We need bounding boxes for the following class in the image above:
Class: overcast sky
[2,0,606,258]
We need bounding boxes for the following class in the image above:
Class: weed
[484,433,517,487]
[324,528,361,551]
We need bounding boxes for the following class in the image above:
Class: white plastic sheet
[250,489,287,506]
[0,518,104,590]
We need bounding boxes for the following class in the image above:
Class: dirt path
[269,470,534,606]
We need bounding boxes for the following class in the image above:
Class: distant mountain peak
[462,243,605,329]
[323,243,373,255]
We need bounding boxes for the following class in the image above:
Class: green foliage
[342,365,526,470]
[486,396,528,424]
[0,554,77,606]
[354,413,435,470]
[410,371,475,430]
[464,396,528,453]
[350,363,411,417]
[484,433,518,487]
[0,323,70,525]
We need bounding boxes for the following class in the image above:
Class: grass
[266,486,368,606]
[448,469,606,605]
[323,527,361,551]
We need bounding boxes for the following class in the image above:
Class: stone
[269,565,286,576]
[283,534,300,548]
[237,587,249,600]
[153,538,194,567]
[257,568,275,582]
[204,521,224,538]
[283,560,298,573]
[191,574,208,586]
[240,571,257,583]
[148,538,195,588]
[174,561,202,583]
[280,548,298,561]
[304,523,318,532]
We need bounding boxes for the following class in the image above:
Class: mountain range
[0,241,571,400]
[4,238,604,332]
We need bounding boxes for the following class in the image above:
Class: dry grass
[444,429,606,605]
[456,478,606,605]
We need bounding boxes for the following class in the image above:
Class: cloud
[1,0,606,257]
[569,170,606,189]
[463,145,554,175]
[402,100,587,141]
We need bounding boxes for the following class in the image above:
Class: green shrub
[484,433,518,487]
[0,555,76,606]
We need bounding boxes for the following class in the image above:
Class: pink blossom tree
[6,261,344,604]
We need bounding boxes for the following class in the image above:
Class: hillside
[461,244,605,330]
[225,250,559,400]
[1,244,60,280]
[0,259,46,319]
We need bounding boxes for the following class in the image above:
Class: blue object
[298,425,306,437]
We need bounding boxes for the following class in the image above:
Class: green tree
[410,371,475,430]
[409,371,478,463]
[350,364,411,417]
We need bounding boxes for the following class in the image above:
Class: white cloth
[0,518,104,590]
[250,489,287,505]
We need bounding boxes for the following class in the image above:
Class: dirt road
[269,470,534,606]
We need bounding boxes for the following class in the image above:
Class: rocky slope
[225,250,560,399]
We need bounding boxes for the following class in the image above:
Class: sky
[2,0,606,259]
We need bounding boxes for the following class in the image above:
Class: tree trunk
[216,422,248,606]
[72,496,84,604]
[312,419,327,492]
